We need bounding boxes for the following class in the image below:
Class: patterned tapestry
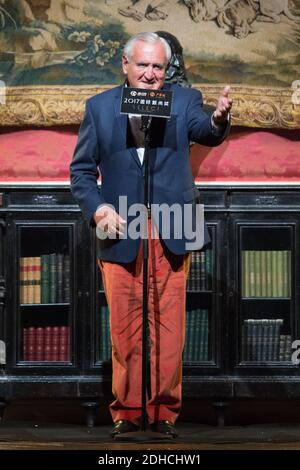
[0,0,299,127]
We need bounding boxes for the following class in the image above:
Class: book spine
[254,251,261,297]
[19,258,25,304]
[27,257,35,304]
[57,254,64,303]
[205,249,212,291]
[249,252,255,297]
[33,256,41,304]
[41,254,50,304]
[64,255,71,302]
[52,326,60,361]
[271,251,278,297]
[277,251,284,297]
[199,251,206,291]
[59,326,70,362]
[49,253,57,303]
[27,326,36,361]
[44,326,52,361]
[35,327,44,361]
[260,251,267,297]
[266,251,272,297]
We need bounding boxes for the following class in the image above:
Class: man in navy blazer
[70,32,232,438]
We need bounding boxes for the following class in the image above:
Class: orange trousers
[98,221,190,425]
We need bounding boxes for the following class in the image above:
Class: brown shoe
[110,419,139,437]
[151,420,178,437]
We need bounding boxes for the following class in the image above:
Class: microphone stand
[140,115,152,432]
[114,115,170,442]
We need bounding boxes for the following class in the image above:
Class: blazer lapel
[114,89,142,169]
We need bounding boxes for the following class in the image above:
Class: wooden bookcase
[0,184,299,424]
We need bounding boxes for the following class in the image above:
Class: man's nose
[144,65,154,80]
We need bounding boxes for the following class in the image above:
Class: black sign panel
[121,87,173,118]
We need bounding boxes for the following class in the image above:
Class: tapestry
[0,0,299,127]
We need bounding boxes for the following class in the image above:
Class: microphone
[140,115,152,133]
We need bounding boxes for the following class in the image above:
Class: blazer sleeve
[186,88,230,147]
[70,100,106,225]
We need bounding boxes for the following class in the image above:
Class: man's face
[122,40,168,90]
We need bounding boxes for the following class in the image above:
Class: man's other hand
[94,206,126,237]
[212,85,232,125]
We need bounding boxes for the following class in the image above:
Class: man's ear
[122,55,128,74]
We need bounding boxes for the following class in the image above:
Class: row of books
[183,309,209,362]
[23,326,70,362]
[186,250,212,292]
[242,250,291,298]
[98,306,210,363]
[19,254,70,304]
[241,319,292,362]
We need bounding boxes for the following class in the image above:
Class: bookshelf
[234,220,296,371]
[16,224,72,364]
[239,226,293,364]
[17,226,72,363]
[0,184,300,424]
[184,226,216,366]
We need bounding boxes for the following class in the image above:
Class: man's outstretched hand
[212,86,232,125]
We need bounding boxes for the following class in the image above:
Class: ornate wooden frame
[0,84,299,129]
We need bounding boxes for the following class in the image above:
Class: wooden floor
[1,421,300,450]
[1,441,300,450]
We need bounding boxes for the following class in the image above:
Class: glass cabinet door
[8,220,76,367]
[237,222,296,367]
[19,224,72,364]
[184,226,214,364]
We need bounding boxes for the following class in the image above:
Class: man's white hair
[123,32,171,63]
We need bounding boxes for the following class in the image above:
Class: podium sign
[121,87,173,118]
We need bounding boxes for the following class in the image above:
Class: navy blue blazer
[70,83,229,262]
